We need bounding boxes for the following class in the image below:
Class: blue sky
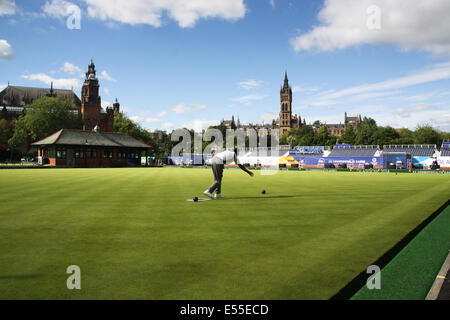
[1,0,450,132]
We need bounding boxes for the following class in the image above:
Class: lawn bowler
[204,148,254,199]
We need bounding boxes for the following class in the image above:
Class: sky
[1,0,450,132]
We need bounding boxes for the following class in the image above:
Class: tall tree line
[280,117,450,148]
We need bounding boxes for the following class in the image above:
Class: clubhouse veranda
[32,128,151,167]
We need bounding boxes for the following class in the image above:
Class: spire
[113,98,120,113]
[284,71,289,88]
[47,81,55,97]
[86,59,97,79]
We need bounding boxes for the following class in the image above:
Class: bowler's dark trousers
[208,163,224,194]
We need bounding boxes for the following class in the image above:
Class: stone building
[0,60,120,133]
[221,72,362,138]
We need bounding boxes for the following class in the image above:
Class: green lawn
[352,205,450,300]
[0,168,449,300]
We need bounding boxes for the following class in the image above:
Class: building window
[103,150,113,159]
[86,149,98,159]
[56,149,67,159]
[75,150,84,159]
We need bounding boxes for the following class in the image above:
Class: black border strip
[331,199,450,300]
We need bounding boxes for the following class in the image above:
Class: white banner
[437,156,450,169]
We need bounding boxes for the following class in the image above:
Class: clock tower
[81,60,101,131]
[280,71,293,135]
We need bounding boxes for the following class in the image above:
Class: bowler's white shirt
[212,150,238,165]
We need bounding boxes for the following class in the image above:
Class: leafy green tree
[372,126,400,146]
[341,124,356,144]
[298,125,316,146]
[413,125,441,145]
[22,96,81,141]
[392,128,414,145]
[113,111,157,154]
[7,117,29,160]
[439,131,450,144]
[280,128,301,147]
[355,117,378,145]
[0,119,10,147]
[7,96,82,156]
[315,126,330,146]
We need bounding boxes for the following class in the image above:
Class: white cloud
[98,70,116,82]
[101,100,111,109]
[130,115,144,123]
[260,113,277,122]
[171,103,190,114]
[61,62,81,75]
[291,0,450,55]
[157,111,167,117]
[373,106,450,131]
[162,122,175,130]
[21,73,80,90]
[171,103,206,114]
[145,118,162,123]
[0,40,13,60]
[182,119,219,132]
[292,85,319,93]
[314,62,450,102]
[43,0,77,19]
[237,79,264,90]
[232,94,267,105]
[84,0,247,28]
[192,103,206,110]
[434,114,450,126]
[269,0,275,9]
[396,104,437,118]
[0,0,15,16]
[103,87,110,96]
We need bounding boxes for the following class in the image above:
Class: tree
[114,111,157,154]
[315,126,330,146]
[7,117,29,161]
[0,119,10,147]
[413,125,441,145]
[279,128,300,147]
[372,126,400,146]
[393,128,414,145]
[298,125,316,146]
[341,124,356,144]
[21,96,82,141]
[355,117,378,145]
[439,131,450,144]
[7,96,82,157]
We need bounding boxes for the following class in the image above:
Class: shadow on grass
[0,274,42,280]
[223,195,300,200]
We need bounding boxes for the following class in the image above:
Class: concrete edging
[426,252,450,300]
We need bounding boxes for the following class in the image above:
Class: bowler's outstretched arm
[238,163,254,177]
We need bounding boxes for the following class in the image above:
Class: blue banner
[412,156,433,168]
